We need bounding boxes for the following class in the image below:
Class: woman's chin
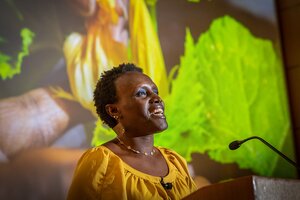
[155,120,168,133]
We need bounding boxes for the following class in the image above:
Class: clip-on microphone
[160,177,172,190]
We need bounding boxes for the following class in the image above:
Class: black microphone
[160,177,172,190]
[229,136,300,170]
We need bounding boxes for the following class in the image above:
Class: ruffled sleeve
[67,147,105,199]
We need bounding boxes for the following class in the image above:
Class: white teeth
[150,108,164,115]
[153,108,163,114]
[150,108,165,118]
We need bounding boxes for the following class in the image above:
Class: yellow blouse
[67,146,197,200]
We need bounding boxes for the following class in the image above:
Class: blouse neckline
[100,146,177,184]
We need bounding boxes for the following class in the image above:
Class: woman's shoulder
[157,147,185,160]
[81,145,111,158]
[75,145,119,169]
[157,147,190,174]
[67,146,119,199]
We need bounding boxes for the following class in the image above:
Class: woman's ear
[105,104,120,119]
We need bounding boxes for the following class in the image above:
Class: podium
[183,176,300,200]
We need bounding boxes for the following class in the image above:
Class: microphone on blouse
[160,177,172,190]
[229,136,300,170]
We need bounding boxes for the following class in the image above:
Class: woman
[67,63,197,200]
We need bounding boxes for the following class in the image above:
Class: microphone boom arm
[229,136,300,170]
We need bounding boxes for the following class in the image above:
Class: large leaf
[0,28,34,80]
[155,15,293,176]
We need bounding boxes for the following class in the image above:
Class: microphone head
[229,141,241,150]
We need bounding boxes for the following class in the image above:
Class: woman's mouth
[150,108,165,118]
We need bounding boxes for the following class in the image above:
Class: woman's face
[113,72,168,136]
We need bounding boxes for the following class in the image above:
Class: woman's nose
[149,93,162,104]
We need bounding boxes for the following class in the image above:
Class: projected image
[0,0,296,196]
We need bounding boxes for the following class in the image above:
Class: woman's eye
[153,89,159,95]
[136,88,147,97]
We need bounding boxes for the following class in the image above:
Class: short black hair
[93,63,143,128]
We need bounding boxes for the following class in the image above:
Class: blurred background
[1,0,300,199]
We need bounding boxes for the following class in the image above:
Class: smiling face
[110,72,168,137]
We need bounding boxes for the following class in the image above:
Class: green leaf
[155,15,293,177]
[91,120,116,146]
[187,0,201,3]
[0,28,35,80]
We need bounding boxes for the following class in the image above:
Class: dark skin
[103,72,169,177]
